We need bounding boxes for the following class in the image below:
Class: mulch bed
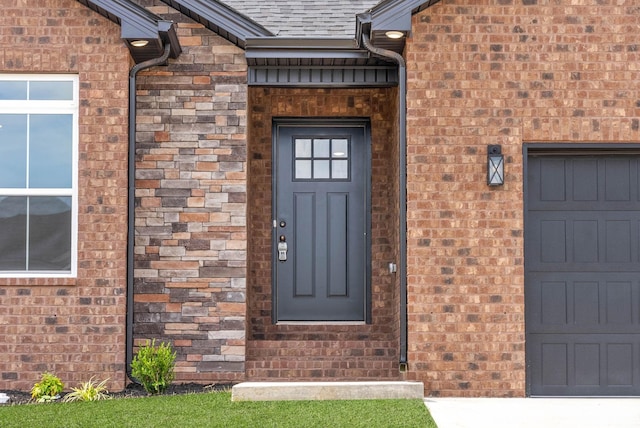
[2,383,234,406]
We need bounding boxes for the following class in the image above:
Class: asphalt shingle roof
[220,0,381,37]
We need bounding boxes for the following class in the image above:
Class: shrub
[31,372,64,403]
[131,339,176,394]
[62,377,110,402]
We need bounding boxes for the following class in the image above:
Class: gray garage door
[526,152,640,396]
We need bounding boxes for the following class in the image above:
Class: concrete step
[231,381,424,402]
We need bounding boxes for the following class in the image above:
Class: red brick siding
[405,0,640,396]
[0,0,130,391]
[132,3,247,384]
[246,88,401,379]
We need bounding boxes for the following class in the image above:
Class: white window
[0,75,78,277]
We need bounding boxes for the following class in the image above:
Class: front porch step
[231,381,424,401]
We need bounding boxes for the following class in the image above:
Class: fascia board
[245,38,368,61]
[246,38,359,50]
[78,0,160,38]
[246,49,372,61]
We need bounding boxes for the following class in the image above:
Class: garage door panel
[605,158,633,202]
[574,281,600,325]
[540,220,567,263]
[528,334,640,395]
[527,273,640,334]
[541,343,568,386]
[527,153,640,396]
[528,156,640,211]
[573,159,599,201]
[606,220,632,262]
[539,158,567,202]
[574,220,598,262]
[575,343,600,386]
[526,212,640,272]
[608,343,634,387]
[541,281,567,325]
[606,282,633,325]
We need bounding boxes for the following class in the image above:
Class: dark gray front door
[526,152,640,396]
[273,121,369,322]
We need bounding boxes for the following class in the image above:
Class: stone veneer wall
[0,0,130,391]
[246,87,401,379]
[132,2,248,384]
[405,0,640,396]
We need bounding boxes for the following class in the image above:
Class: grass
[0,391,437,428]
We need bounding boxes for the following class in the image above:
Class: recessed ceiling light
[385,31,404,39]
[130,40,149,48]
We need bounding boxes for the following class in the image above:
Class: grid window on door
[294,138,349,180]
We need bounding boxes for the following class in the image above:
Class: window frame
[292,136,352,181]
[0,74,79,278]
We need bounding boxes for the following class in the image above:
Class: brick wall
[389,85,403,376]
[132,2,248,384]
[405,0,640,396]
[246,87,401,379]
[0,0,130,391]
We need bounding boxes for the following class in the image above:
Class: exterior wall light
[385,31,405,39]
[487,145,504,186]
[130,40,149,47]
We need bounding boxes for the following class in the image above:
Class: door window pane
[332,160,348,179]
[314,160,330,179]
[314,139,330,157]
[295,160,312,179]
[332,139,348,158]
[295,139,312,158]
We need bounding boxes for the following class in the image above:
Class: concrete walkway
[425,397,640,428]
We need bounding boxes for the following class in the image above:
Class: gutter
[359,29,409,369]
[126,42,172,383]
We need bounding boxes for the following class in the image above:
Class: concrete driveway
[425,397,640,428]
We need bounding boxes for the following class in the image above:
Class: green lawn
[0,391,437,428]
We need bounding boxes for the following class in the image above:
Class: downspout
[360,34,408,369]
[126,42,172,382]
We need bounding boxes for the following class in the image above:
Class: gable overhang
[76,0,182,63]
[159,0,274,49]
[241,0,443,87]
[358,0,441,54]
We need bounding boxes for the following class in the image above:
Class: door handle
[277,235,288,262]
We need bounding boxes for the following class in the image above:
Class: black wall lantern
[487,145,504,186]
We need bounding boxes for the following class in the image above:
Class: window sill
[276,321,366,326]
[0,277,78,286]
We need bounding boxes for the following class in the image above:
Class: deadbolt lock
[277,241,288,262]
